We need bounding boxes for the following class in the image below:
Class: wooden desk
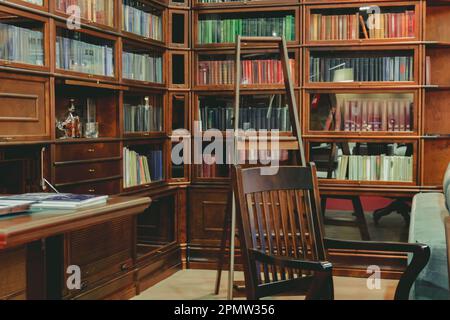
[0,196,151,300]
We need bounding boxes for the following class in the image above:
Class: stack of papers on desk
[0,200,35,216]
[0,193,108,210]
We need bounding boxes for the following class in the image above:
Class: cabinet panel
[55,142,120,162]
[0,246,26,300]
[188,187,229,246]
[423,139,450,187]
[0,73,50,141]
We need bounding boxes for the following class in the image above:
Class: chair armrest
[324,238,430,300]
[249,249,332,272]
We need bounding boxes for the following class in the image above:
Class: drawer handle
[88,189,96,193]
[81,280,89,290]
[87,148,95,153]
[121,263,128,271]
[88,169,96,173]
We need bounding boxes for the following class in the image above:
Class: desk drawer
[57,179,121,195]
[55,142,120,162]
[63,217,135,298]
[54,161,121,185]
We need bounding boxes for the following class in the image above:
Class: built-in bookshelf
[196,52,296,87]
[307,3,419,42]
[195,8,298,46]
[122,0,164,42]
[305,91,416,134]
[0,0,449,287]
[55,27,115,78]
[123,93,164,134]
[123,143,165,189]
[309,141,415,184]
[308,49,415,84]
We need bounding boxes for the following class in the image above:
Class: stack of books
[123,147,163,188]
[310,13,359,41]
[366,10,415,39]
[56,31,114,76]
[197,58,295,86]
[335,155,413,182]
[122,52,163,83]
[342,99,412,132]
[122,0,163,41]
[0,23,44,66]
[199,105,292,132]
[123,103,163,133]
[198,13,295,44]
[0,193,108,213]
[56,0,114,26]
[310,55,414,82]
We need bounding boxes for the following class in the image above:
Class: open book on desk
[0,193,108,210]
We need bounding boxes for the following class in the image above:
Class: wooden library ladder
[214,36,307,300]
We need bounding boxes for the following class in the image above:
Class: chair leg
[305,270,334,300]
[214,191,233,295]
[352,197,370,241]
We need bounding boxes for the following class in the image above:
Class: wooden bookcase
[1,0,450,298]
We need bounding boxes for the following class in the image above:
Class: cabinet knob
[87,148,95,153]
[81,280,89,290]
[88,189,96,193]
[89,169,96,173]
[121,263,128,271]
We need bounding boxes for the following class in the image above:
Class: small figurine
[57,99,82,139]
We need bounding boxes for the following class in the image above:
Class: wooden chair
[445,216,450,291]
[232,164,430,300]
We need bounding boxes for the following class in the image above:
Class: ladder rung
[238,36,283,43]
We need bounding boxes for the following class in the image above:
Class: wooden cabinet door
[0,73,50,141]
[63,216,135,298]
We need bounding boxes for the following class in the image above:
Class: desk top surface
[0,196,151,250]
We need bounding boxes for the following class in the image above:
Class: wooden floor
[133,269,398,300]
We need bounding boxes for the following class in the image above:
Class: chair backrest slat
[233,164,326,297]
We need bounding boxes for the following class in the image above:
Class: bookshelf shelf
[6,0,47,12]
[305,2,421,45]
[193,7,300,48]
[53,0,117,31]
[54,22,118,81]
[121,38,165,86]
[0,6,49,71]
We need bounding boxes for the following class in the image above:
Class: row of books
[309,14,359,41]
[199,106,292,132]
[56,34,114,76]
[56,0,114,26]
[335,155,413,182]
[309,11,415,41]
[122,1,163,41]
[198,14,295,44]
[341,99,412,132]
[0,23,44,66]
[123,147,163,188]
[309,56,414,82]
[365,11,415,39]
[123,101,163,133]
[122,52,163,83]
[197,58,295,86]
